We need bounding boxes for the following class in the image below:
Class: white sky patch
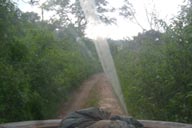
[14,0,186,40]
[13,0,53,19]
[108,0,125,8]
[13,0,44,11]
[133,0,184,23]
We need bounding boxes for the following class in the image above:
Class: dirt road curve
[58,73,124,118]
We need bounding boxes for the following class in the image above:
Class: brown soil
[58,73,124,118]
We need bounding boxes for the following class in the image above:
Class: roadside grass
[83,85,99,108]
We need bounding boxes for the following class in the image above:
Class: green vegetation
[84,86,100,108]
[0,0,101,123]
[112,1,192,123]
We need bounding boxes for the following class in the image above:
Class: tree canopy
[0,0,101,123]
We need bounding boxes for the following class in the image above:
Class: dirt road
[58,73,124,118]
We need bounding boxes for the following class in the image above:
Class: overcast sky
[14,0,186,40]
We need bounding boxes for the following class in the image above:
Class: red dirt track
[58,73,124,118]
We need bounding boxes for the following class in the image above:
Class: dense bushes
[0,0,101,123]
[113,3,192,123]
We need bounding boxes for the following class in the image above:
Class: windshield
[0,0,192,126]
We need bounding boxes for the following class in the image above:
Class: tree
[41,0,134,33]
